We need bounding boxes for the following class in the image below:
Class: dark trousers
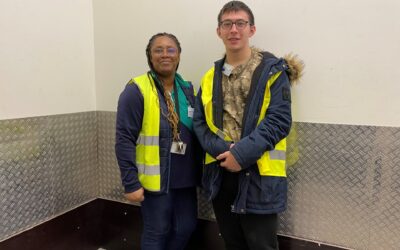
[212,172,279,250]
[140,187,197,250]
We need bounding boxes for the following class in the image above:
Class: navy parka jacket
[193,52,292,214]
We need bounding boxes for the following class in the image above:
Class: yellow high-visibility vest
[200,67,287,177]
[131,74,161,191]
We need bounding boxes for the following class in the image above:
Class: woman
[115,33,200,250]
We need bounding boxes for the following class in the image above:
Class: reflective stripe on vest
[132,74,161,191]
[200,67,287,177]
[255,71,286,177]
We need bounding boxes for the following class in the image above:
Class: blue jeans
[140,187,197,250]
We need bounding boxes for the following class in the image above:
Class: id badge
[188,106,194,118]
[170,141,187,155]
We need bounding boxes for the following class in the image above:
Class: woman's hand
[124,188,145,202]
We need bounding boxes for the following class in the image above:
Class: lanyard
[149,72,182,139]
[172,82,180,122]
[172,82,182,139]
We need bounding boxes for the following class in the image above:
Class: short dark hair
[217,1,255,26]
[145,32,182,72]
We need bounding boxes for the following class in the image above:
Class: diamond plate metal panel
[280,123,377,249]
[97,111,125,202]
[0,112,97,241]
[280,122,400,250]
[367,127,400,250]
[3,112,400,249]
[50,112,98,214]
[96,113,400,249]
[197,188,215,220]
[0,117,55,239]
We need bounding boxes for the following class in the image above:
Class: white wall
[1,0,398,126]
[93,0,400,127]
[0,0,96,120]
[93,0,224,115]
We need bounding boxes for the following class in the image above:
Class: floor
[0,199,345,250]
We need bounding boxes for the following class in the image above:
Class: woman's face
[150,36,180,77]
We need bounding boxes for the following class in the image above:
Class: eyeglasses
[152,47,178,56]
[219,19,250,30]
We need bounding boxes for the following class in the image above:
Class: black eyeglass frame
[218,20,252,30]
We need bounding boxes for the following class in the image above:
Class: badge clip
[171,141,187,155]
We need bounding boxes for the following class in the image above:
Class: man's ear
[249,25,256,37]
[217,27,222,38]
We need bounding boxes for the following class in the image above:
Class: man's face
[150,36,180,77]
[217,10,256,53]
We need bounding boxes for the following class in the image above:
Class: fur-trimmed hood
[283,53,304,85]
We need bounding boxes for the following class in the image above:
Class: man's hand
[125,187,145,202]
[216,150,241,172]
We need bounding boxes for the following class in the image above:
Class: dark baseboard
[0,199,345,250]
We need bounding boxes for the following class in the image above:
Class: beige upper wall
[0,0,96,120]
[94,0,400,127]
[1,0,399,126]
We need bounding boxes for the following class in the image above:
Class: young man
[193,1,303,249]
